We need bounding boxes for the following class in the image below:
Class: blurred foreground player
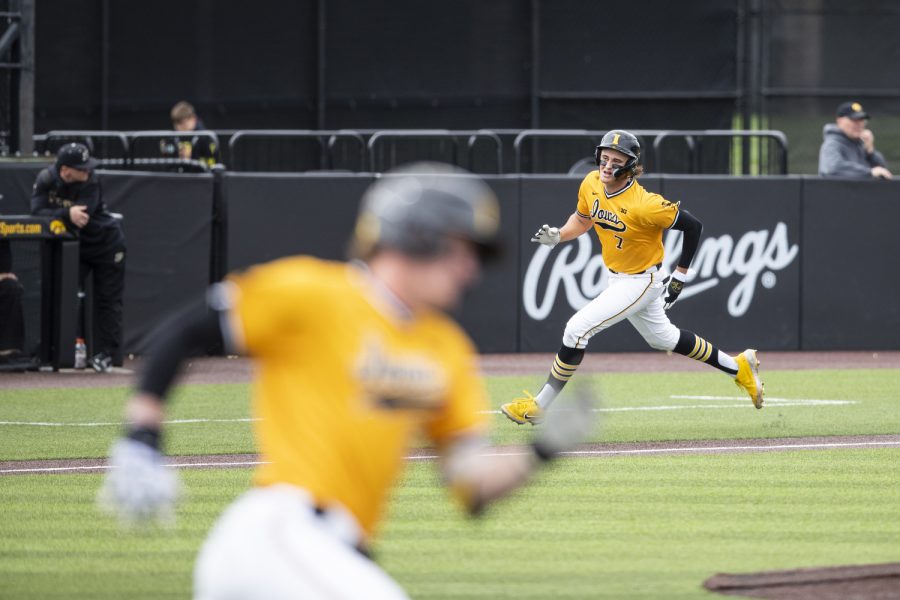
[99,163,596,600]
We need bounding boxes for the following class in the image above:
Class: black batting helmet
[594,130,641,179]
[351,162,501,260]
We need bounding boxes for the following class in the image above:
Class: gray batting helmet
[351,162,501,260]
[594,130,641,179]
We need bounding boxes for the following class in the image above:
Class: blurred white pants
[194,484,409,600]
[563,269,680,351]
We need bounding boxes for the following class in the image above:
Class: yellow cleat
[500,390,544,425]
[734,349,764,409]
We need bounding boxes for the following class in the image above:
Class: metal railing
[651,130,789,175]
[512,129,666,174]
[37,130,130,166]
[366,129,503,173]
[227,129,367,172]
[28,128,791,175]
[32,130,218,172]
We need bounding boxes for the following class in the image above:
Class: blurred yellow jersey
[576,174,679,274]
[221,257,488,538]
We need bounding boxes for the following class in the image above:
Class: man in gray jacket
[818,101,892,179]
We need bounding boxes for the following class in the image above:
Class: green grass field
[1,368,899,599]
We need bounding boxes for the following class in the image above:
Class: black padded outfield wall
[454,176,520,352]
[801,179,900,350]
[99,172,214,352]
[660,177,802,351]
[5,164,900,354]
[222,173,521,352]
[222,173,375,272]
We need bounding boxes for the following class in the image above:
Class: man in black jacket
[31,143,126,371]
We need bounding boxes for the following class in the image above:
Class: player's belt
[312,504,372,559]
[608,262,662,275]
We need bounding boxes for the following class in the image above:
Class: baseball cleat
[500,390,543,425]
[734,349,764,409]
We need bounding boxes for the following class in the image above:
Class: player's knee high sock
[672,330,738,376]
[535,345,585,408]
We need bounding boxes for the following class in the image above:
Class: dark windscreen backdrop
[765,1,900,174]
[533,0,739,173]
[33,0,738,141]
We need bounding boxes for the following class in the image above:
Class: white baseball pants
[563,269,680,351]
[194,485,409,600]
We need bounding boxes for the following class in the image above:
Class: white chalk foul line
[0,461,271,474]
[407,440,900,461]
[0,397,857,427]
[478,397,856,415]
[670,395,856,403]
[0,417,259,427]
[558,440,900,456]
[4,439,899,474]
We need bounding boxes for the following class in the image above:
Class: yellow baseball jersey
[222,257,487,538]
[576,174,679,274]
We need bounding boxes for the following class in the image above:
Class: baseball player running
[501,130,764,426]
[98,163,595,600]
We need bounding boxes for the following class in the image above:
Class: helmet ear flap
[594,145,602,166]
[612,157,637,179]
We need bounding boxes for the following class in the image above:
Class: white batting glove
[531,224,560,248]
[97,438,181,525]
[532,384,599,460]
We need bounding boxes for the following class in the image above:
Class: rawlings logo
[523,222,798,320]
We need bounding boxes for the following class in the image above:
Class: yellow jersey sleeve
[422,324,489,446]
[640,192,680,229]
[576,174,593,219]
[225,257,323,357]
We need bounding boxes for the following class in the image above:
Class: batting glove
[662,271,687,310]
[97,437,181,525]
[531,224,560,248]
[532,384,598,461]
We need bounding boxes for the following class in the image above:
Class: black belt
[608,262,661,275]
[313,505,373,559]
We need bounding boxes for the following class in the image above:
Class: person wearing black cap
[30,142,126,372]
[818,101,893,179]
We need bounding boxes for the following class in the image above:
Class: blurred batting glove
[532,384,599,461]
[531,224,560,248]
[662,270,687,310]
[97,437,181,526]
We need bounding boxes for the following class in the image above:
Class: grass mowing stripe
[1,450,898,599]
[1,369,899,460]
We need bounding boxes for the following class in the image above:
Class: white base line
[4,441,898,474]
[0,418,259,427]
[0,397,857,427]
[479,398,856,415]
[407,440,900,461]
[0,461,270,474]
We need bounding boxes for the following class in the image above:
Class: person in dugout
[31,143,126,372]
